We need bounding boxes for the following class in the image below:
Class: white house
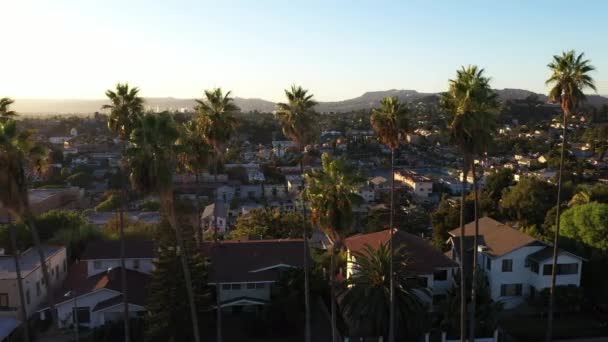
[262,184,288,199]
[448,217,584,309]
[356,186,376,204]
[394,170,434,199]
[344,229,458,305]
[0,246,67,319]
[206,239,306,312]
[202,202,229,234]
[40,240,153,329]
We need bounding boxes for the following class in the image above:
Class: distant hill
[13,88,608,114]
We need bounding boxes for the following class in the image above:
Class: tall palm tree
[441,65,498,341]
[370,96,409,342]
[195,88,238,183]
[305,153,362,342]
[545,50,596,342]
[127,112,201,342]
[341,243,428,340]
[275,84,319,342]
[177,120,212,244]
[0,98,17,123]
[0,118,56,327]
[103,83,145,342]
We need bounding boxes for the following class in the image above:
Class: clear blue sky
[3,0,607,101]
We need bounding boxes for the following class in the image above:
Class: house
[368,176,390,196]
[216,185,236,203]
[394,170,433,199]
[202,202,229,234]
[238,185,263,200]
[0,187,84,218]
[448,217,584,309]
[285,175,304,193]
[0,246,67,319]
[271,141,296,158]
[356,186,376,204]
[205,239,306,312]
[262,184,288,199]
[86,211,162,227]
[344,229,458,305]
[41,240,154,329]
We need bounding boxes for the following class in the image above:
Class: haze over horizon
[3,0,608,101]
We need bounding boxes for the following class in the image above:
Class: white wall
[86,258,154,277]
[55,289,119,328]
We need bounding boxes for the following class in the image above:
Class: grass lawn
[500,313,608,342]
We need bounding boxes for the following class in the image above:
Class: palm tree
[0,98,17,122]
[441,65,498,341]
[275,84,319,342]
[195,88,238,183]
[370,96,409,342]
[545,50,596,342]
[127,112,201,342]
[305,153,362,342]
[0,118,57,328]
[177,120,212,244]
[341,243,428,339]
[103,83,145,342]
[8,223,30,342]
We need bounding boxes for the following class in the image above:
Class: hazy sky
[3,0,608,101]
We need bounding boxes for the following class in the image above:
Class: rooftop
[0,245,65,280]
[80,240,154,260]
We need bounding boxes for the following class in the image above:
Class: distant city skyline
[3,0,608,101]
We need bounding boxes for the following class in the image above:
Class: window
[133,259,140,270]
[255,283,265,289]
[221,284,231,290]
[500,284,522,297]
[502,259,513,272]
[530,261,539,274]
[486,257,491,271]
[26,290,30,305]
[36,282,41,296]
[543,263,578,275]
[433,270,448,281]
[231,284,241,290]
[73,307,90,323]
[0,294,9,308]
[93,261,103,270]
[246,283,256,290]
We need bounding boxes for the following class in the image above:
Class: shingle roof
[526,246,554,263]
[448,217,540,257]
[344,229,458,275]
[205,239,307,283]
[80,240,154,260]
[59,263,149,307]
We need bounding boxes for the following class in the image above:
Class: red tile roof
[203,239,307,283]
[344,229,457,275]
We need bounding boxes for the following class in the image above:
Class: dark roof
[59,263,150,307]
[448,217,540,257]
[526,246,584,263]
[344,229,458,275]
[204,239,306,283]
[92,294,145,312]
[80,240,154,260]
[219,296,269,306]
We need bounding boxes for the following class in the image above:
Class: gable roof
[205,239,306,283]
[448,217,540,257]
[80,240,154,260]
[344,229,457,275]
[526,246,585,263]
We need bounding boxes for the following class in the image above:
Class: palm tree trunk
[330,246,337,342]
[469,162,479,342]
[9,223,30,342]
[216,282,222,342]
[120,144,131,342]
[546,110,568,342]
[299,154,312,342]
[388,148,395,342]
[212,151,223,342]
[459,158,469,342]
[24,214,58,325]
[195,171,203,245]
[161,188,201,342]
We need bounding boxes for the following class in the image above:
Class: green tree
[305,153,362,342]
[545,50,596,341]
[0,118,57,328]
[370,96,409,342]
[146,221,210,342]
[341,243,428,340]
[127,111,202,342]
[0,98,17,123]
[484,168,514,202]
[229,208,309,240]
[431,197,474,250]
[275,84,320,342]
[104,83,145,341]
[441,65,498,341]
[501,177,556,227]
[560,202,608,252]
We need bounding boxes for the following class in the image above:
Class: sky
[2,0,608,102]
